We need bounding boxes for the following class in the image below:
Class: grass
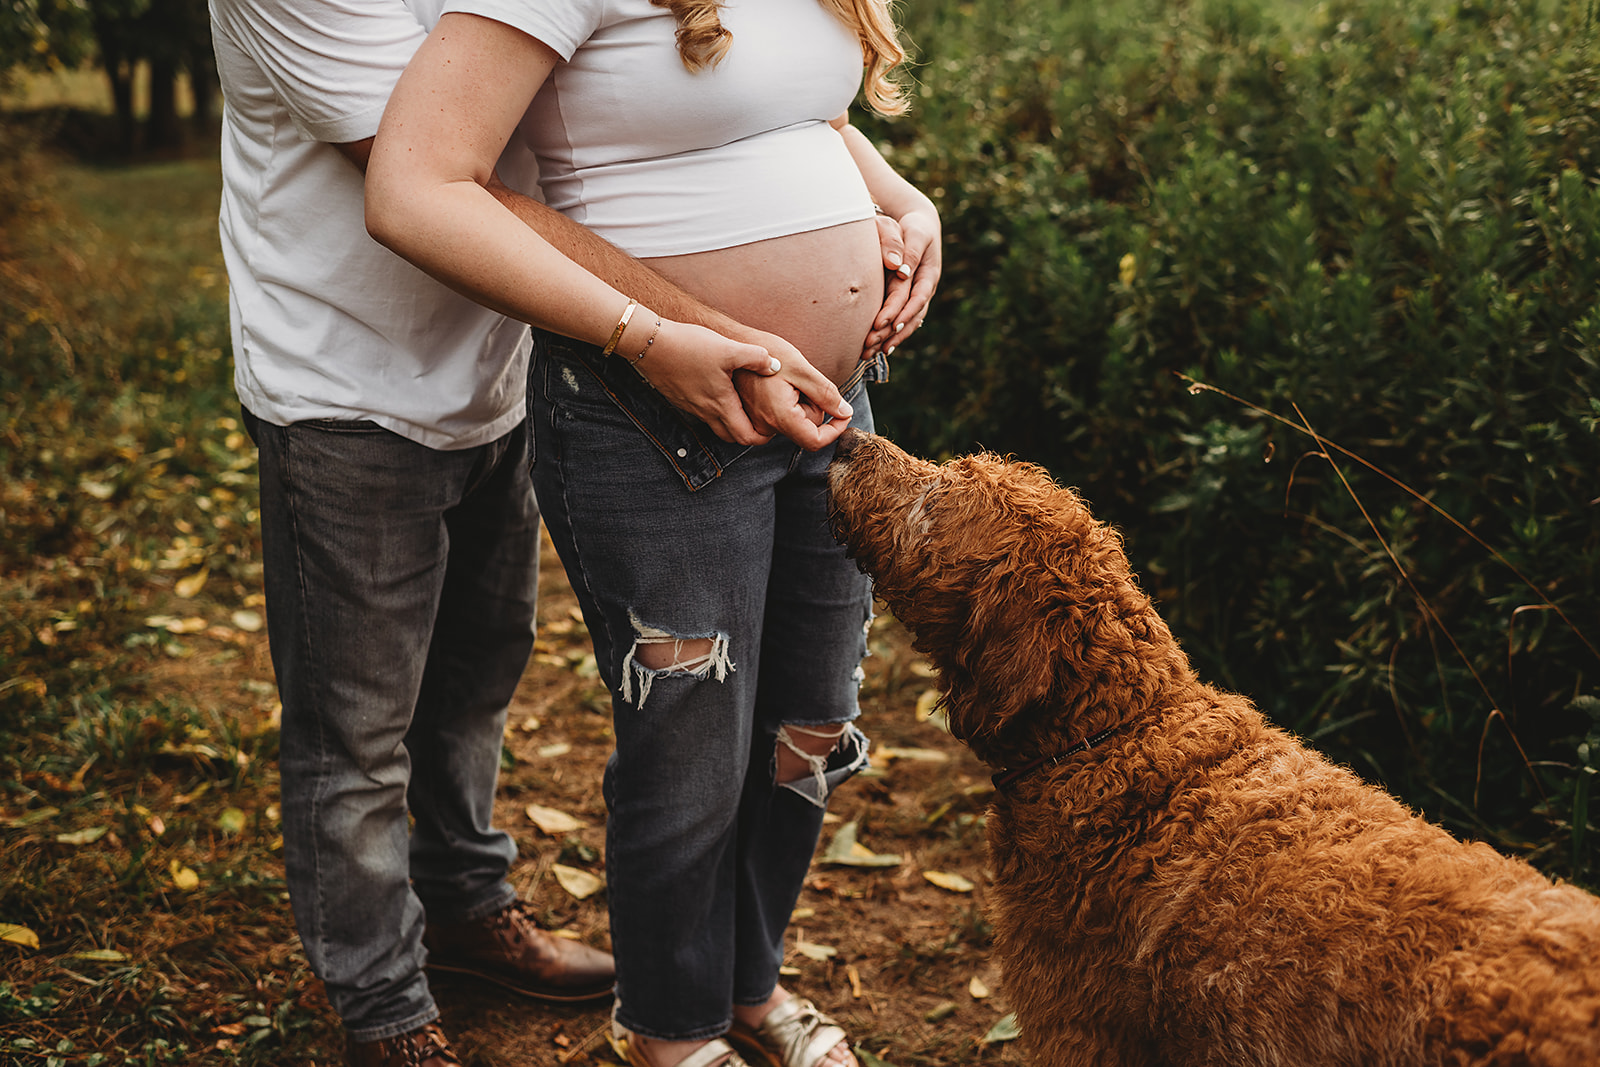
[0,147,323,1064]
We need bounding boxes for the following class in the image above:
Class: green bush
[867,0,1600,878]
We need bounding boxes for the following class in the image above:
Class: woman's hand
[863,203,941,360]
[831,115,942,362]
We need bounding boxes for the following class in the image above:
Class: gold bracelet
[601,298,638,357]
[629,317,663,364]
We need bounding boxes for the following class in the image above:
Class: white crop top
[445,0,876,256]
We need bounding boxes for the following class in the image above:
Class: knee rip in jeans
[775,721,870,809]
[619,610,732,710]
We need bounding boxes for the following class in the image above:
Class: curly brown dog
[826,428,1600,1067]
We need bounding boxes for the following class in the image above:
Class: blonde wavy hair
[649,0,908,115]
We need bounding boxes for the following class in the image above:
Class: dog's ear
[939,511,1153,756]
[939,553,1072,751]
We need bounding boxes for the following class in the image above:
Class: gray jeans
[245,410,539,1042]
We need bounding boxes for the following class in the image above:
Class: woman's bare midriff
[643,218,885,388]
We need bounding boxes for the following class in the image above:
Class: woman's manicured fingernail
[768,357,782,373]
[886,251,902,267]
[886,345,896,355]
[839,400,854,417]
[897,264,912,278]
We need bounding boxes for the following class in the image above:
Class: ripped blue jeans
[527,331,877,1041]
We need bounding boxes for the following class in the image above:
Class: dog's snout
[833,426,864,456]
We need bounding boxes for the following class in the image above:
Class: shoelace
[398,1025,460,1067]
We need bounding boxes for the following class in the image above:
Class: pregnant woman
[365,3,939,1066]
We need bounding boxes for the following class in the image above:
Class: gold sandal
[727,998,850,1067]
[609,1007,751,1067]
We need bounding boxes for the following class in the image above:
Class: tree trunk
[96,24,138,156]
[145,55,184,152]
[187,47,220,136]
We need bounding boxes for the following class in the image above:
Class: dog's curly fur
[826,429,1600,1067]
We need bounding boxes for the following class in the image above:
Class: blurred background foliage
[3,0,216,155]
[851,0,1600,878]
[3,0,1599,904]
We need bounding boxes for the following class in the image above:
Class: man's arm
[335,137,375,171]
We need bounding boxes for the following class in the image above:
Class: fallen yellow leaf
[169,859,200,891]
[525,803,585,835]
[794,938,837,961]
[551,863,604,900]
[821,820,901,868]
[923,870,975,893]
[173,782,212,806]
[69,949,128,962]
[914,689,942,720]
[537,742,572,758]
[877,745,949,763]
[981,1013,1021,1045]
[969,976,990,999]
[55,825,110,845]
[175,567,209,598]
[0,923,40,950]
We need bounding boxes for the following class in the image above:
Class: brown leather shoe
[346,1022,460,1067]
[423,900,615,1003]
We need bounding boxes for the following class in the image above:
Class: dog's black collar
[991,726,1119,792]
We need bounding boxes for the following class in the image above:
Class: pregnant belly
[642,218,884,387]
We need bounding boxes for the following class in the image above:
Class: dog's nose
[834,427,863,456]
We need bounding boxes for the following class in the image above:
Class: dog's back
[986,691,1600,1067]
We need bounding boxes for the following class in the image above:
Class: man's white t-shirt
[209,0,538,450]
